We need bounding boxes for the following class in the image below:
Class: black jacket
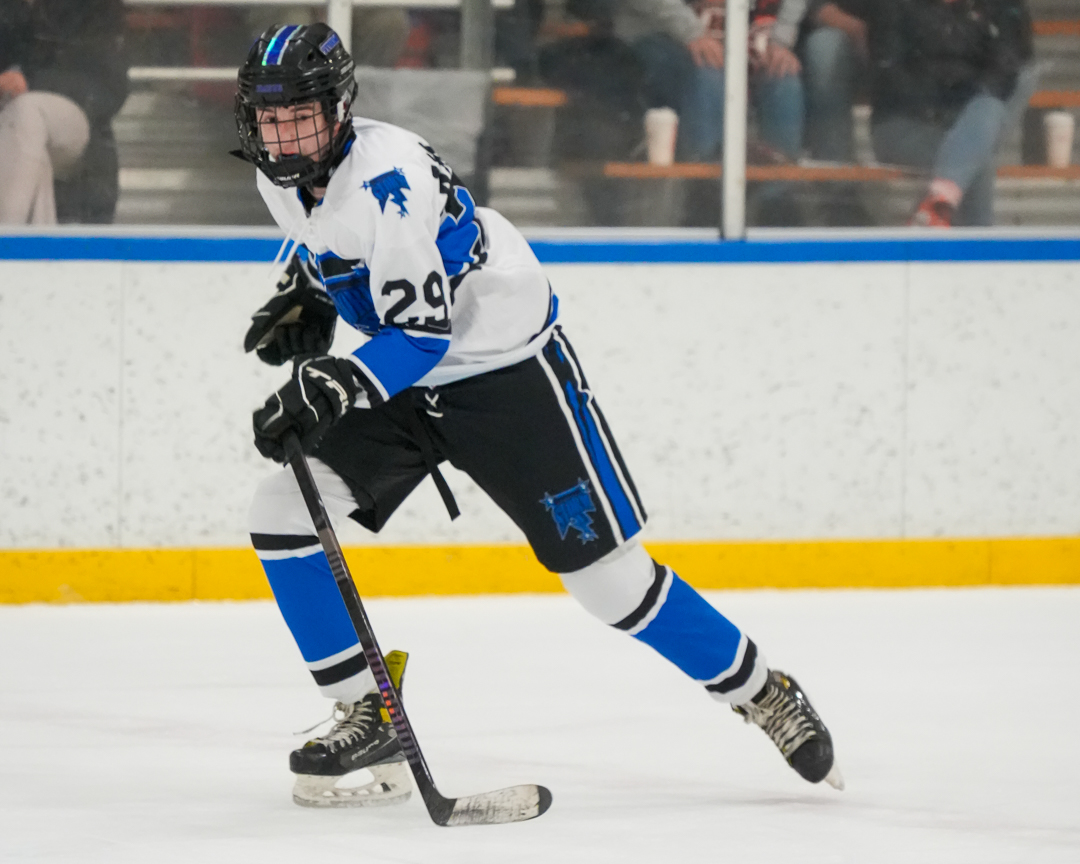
[0,0,128,124]
[870,0,1033,122]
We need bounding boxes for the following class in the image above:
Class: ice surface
[1,588,1078,863]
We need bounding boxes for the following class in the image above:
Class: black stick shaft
[283,433,453,824]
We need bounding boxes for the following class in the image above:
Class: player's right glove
[244,255,338,366]
[253,355,361,462]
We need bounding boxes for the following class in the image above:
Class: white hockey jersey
[257,117,557,404]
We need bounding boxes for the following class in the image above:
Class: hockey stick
[283,431,552,826]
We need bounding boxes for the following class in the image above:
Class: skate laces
[737,679,818,758]
[313,699,379,753]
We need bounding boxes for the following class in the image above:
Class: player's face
[257,103,337,162]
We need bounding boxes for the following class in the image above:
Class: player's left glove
[253,355,361,462]
[244,256,338,366]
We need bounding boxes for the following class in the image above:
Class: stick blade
[439,784,552,827]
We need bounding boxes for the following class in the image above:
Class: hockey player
[237,23,842,808]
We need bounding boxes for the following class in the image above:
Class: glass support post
[722,0,750,239]
[327,0,353,54]
[461,0,495,70]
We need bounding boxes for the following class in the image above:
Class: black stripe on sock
[612,560,667,631]
[310,650,369,686]
[705,640,759,696]
[251,533,319,551]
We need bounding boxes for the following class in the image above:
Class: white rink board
[2,260,1080,548]
[1,588,1077,863]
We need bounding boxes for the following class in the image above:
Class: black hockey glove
[244,255,338,366]
[253,355,361,462]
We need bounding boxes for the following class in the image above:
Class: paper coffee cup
[1044,110,1075,168]
[645,107,678,166]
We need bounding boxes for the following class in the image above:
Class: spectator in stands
[869,0,1036,226]
[686,0,807,162]
[793,1,875,225]
[799,0,873,163]
[497,0,545,83]
[0,0,128,224]
[611,0,806,162]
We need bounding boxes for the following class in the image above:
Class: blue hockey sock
[254,539,373,702]
[616,564,768,704]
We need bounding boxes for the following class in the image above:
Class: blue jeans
[687,64,804,161]
[871,64,1040,226]
[632,34,804,162]
[800,26,861,162]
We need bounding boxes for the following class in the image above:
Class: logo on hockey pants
[541,480,598,544]
[363,168,410,217]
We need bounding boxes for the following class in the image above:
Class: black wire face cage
[235,23,357,188]
[236,91,353,189]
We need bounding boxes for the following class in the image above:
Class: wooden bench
[496,87,1077,110]
[602,163,1080,182]
[537,17,1075,38]
[1030,91,1080,109]
[1033,20,1080,37]
[538,21,592,40]
[125,9,188,31]
[997,165,1080,180]
[602,163,910,182]
[492,87,568,108]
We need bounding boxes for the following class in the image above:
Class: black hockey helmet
[235,23,358,188]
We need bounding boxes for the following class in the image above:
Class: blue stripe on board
[529,237,1080,264]
[1,235,1080,263]
[0,236,285,261]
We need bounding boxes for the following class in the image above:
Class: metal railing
[125,0,512,73]
[128,66,517,82]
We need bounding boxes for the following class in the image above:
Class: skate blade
[823,761,845,791]
[292,760,412,808]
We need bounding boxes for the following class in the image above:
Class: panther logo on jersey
[363,168,410,217]
[541,480,598,543]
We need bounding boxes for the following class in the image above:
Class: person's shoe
[290,650,412,807]
[733,669,844,790]
[909,194,955,228]
[746,139,790,166]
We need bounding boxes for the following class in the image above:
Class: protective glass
[120,3,1080,230]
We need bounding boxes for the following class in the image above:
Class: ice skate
[291,651,412,808]
[733,669,844,790]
